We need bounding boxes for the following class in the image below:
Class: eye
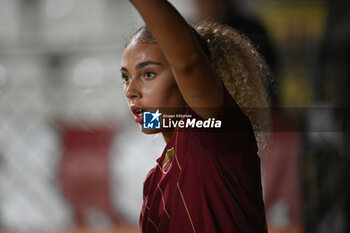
[121,73,131,84]
[144,71,156,80]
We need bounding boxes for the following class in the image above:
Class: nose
[125,78,141,100]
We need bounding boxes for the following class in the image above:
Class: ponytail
[195,21,271,155]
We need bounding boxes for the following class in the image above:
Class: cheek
[123,85,130,101]
[158,83,184,109]
[123,85,127,95]
[144,75,184,108]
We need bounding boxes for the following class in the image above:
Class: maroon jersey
[140,89,267,233]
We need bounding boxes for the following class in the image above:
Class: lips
[130,105,144,124]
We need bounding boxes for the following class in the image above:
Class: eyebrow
[120,61,162,72]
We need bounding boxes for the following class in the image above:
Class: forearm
[129,0,205,71]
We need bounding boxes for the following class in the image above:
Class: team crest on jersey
[162,147,174,174]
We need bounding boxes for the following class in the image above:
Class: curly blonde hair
[195,21,271,154]
[128,21,271,154]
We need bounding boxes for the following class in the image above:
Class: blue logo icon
[143,110,161,129]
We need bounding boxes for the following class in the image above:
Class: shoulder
[180,87,257,152]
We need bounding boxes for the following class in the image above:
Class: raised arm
[129,0,224,119]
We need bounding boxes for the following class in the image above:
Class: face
[121,40,186,134]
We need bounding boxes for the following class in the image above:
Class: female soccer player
[120,0,270,232]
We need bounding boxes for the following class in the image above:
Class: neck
[162,129,175,144]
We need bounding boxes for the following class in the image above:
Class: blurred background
[0,0,349,232]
